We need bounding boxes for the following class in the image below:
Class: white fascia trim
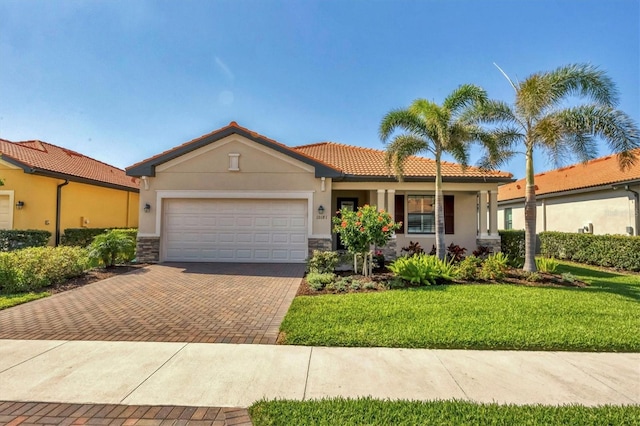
[153,190,316,237]
[0,190,15,229]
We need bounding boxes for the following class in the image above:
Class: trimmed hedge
[499,230,525,260]
[61,228,137,247]
[0,230,51,252]
[0,246,90,293]
[540,231,640,271]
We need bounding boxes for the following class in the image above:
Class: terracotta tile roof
[498,149,640,202]
[0,139,139,190]
[293,142,513,179]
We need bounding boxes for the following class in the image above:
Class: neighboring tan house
[498,149,640,236]
[126,122,513,263]
[0,138,140,244]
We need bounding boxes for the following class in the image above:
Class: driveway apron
[0,263,304,344]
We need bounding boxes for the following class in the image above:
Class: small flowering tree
[333,204,401,276]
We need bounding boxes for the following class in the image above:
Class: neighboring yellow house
[0,138,140,245]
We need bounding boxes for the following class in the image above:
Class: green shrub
[535,257,559,273]
[307,272,336,291]
[455,255,482,281]
[480,252,509,281]
[388,254,455,286]
[0,229,51,252]
[307,250,339,274]
[499,230,526,261]
[88,229,136,267]
[0,246,90,293]
[540,232,640,271]
[62,228,137,247]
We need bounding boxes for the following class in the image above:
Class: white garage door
[163,198,308,263]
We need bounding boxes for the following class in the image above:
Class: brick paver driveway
[0,263,304,344]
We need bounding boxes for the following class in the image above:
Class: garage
[162,198,308,263]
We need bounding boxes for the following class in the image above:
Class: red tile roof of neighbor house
[498,149,640,202]
[293,141,513,179]
[0,138,140,190]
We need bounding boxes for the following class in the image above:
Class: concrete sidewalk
[0,339,638,408]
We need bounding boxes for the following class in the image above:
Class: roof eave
[126,126,342,178]
[498,178,640,204]
[28,168,139,193]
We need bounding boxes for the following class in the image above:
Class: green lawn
[249,398,640,426]
[279,262,640,351]
[0,292,49,310]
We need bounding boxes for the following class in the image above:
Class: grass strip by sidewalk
[250,398,640,426]
[0,292,49,310]
[280,263,640,351]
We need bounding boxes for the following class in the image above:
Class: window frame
[406,195,436,235]
[504,207,513,230]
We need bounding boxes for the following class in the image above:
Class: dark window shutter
[444,195,454,234]
[395,194,405,233]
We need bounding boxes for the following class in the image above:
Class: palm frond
[442,84,488,116]
[464,100,523,129]
[379,109,429,142]
[384,134,431,180]
[516,63,619,120]
[555,105,639,170]
[473,127,522,169]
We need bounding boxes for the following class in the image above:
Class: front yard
[279,262,640,351]
[250,398,640,426]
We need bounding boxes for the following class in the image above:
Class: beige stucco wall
[138,135,332,237]
[498,186,639,235]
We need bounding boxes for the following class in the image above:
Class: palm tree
[379,84,490,260]
[473,63,639,272]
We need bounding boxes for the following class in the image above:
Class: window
[504,208,513,230]
[407,195,435,234]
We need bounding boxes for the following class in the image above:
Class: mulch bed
[297,267,587,296]
[47,264,148,294]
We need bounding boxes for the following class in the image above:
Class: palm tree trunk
[435,150,445,260]
[523,145,538,272]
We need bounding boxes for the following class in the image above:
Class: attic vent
[228,153,240,171]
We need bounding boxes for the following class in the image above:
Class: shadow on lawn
[555,263,640,302]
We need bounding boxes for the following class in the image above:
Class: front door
[336,197,358,250]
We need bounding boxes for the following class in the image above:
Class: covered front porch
[329,182,501,257]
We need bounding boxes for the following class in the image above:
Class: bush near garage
[0,246,90,293]
[88,229,137,267]
[539,231,640,271]
[0,229,51,252]
[61,228,138,247]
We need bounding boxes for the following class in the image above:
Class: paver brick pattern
[0,401,252,425]
[0,263,304,344]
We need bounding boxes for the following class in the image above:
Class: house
[497,149,640,236]
[126,122,513,263]
[0,138,140,244]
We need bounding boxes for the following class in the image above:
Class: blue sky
[1,0,638,179]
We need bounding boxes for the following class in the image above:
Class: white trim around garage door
[137,190,315,238]
[0,190,15,230]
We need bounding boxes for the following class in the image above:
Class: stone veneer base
[137,237,160,263]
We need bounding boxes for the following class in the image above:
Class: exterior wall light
[144,203,151,213]
[16,201,24,210]
[318,205,325,215]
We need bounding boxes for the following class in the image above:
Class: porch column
[386,190,395,219]
[479,190,488,236]
[489,190,498,235]
[377,189,386,211]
